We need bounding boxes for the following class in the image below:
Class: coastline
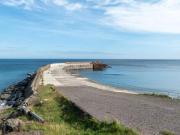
[0,61,176,110]
[0,73,36,110]
[0,62,180,134]
[43,62,137,94]
[45,62,180,134]
[0,61,178,110]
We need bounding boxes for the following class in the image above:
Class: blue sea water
[80,60,180,97]
[0,59,180,97]
[0,59,88,91]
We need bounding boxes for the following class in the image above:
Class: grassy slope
[20,85,138,135]
[142,93,172,99]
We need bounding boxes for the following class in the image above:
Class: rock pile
[0,65,50,134]
[0,73,36,135]
[0,73,35,107]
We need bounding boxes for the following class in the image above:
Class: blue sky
[0,0,180,59]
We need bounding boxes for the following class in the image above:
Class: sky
[0,0,180,59]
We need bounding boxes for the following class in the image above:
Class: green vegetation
[142,93,172,99]
[0,108,14,116]
[0,108,14,122]
[20,85,138,135]
[160,130,175,135]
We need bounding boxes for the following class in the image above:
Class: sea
[0,59,180,97]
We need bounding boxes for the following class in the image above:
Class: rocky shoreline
[0,64,51,134]
[0,72,45,134]
[0,73,35,109]
[0,62,109,134]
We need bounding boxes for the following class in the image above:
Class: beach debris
[28,111,44,123]
[19,106,44,123]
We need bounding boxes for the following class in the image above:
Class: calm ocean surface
[0,59,180,97]
[0,59,88,91]
[80,59,180,97]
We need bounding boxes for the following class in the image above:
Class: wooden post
[28,111,44,123]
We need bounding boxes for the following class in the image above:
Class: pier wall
[31,64,50,92]
[24,64,50,105]
[64,62,93,70]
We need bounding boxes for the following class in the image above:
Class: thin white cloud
[51,0,83,11]
[0,0,35,10]
[0,0,83,11]
[99,0,180,33]
[1,0,180,33]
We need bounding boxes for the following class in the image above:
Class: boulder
[0,94,11,100]
[6,101,16,106]
[6,119,22,132]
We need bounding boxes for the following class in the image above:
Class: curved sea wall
[42,62,180,135]
[1,62,180,135]
[0,62,108,109]
[64,62,93,70]
[43,62,136,94]
[24,64,50,105]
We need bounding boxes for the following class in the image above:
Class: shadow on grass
[21,85,138,135]
[55,95,138,135]
[160,130,175,135]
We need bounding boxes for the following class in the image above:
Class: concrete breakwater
[43,62,180,135]
[64,61,109,71]
[0,62,109,134]
[64,62,93,70]
[0,61,108,109]
[43,62,135,94]
[0,60,137,113]
[0,62,180,135]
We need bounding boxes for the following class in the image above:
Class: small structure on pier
[92,61,109,71]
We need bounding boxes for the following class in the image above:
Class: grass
[160,130,175,135]
[142,93,172,99]
[0,108,14,122]
[19,85,139,135]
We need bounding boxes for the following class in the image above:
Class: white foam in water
[0,100,7,110]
